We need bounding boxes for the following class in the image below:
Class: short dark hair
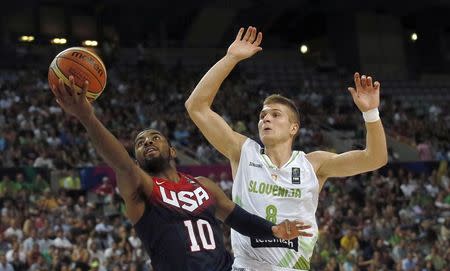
[135,128,172,147]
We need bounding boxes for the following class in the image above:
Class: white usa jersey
[231,138,319,270]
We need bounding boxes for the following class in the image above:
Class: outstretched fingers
[354,72,361,90]
[248,27,256,43]
[235,27,245,41]
[360,75,367,89]
[243,26,252,42]
[58,78,71,97]
[367,76,373,88]
[374,81,381,91]
[76,80,89,102]
[253,32,263,47]
[295,221,313,236]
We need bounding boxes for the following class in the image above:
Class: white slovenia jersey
[231,138,319,270]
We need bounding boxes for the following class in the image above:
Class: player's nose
[143,138,154,146]
[262,115,272,122]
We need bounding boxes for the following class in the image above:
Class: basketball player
[185,26,388,270]
[50,76,312,271]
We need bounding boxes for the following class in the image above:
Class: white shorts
[232,256,308,271]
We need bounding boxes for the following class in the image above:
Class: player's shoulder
[305,150,337,173]
[194,176,222,196]
[241,137,263,152]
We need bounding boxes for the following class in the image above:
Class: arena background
[0,0,449,270]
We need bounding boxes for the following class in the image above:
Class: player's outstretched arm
[197,177,312,240]
[51,76,149,223]
[185,26,262,162]
[307,73,388,183]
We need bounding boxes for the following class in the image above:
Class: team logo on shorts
[292,167,301,184]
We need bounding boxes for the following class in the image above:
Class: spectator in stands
[0,251,14,271]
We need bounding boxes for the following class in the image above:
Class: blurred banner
[0,161,443,192]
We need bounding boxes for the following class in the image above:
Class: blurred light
[411,33,418,41]
[51,38,67,44]
[300,44,308,54]
[19,35,35,42]
[82,40,98,47]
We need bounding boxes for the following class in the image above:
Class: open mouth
[145,147,158,156]
[263,127,272,131]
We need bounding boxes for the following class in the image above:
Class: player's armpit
[123,195,146,225]
[117,169,152,224]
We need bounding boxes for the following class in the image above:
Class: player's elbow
[364,150,388,170]
[184,98,194,112]
[377,148,389,167]
[185,98,209,117]
[371,154,388,169]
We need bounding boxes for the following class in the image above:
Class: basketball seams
[56,47,107,81]
[56,56,104,90]
[56,47,106,71]
[73,47,107,75]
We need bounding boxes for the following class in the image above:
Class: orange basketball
[48,47,107,102]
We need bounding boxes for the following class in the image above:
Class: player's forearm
[224,204,275,238]
[185,55,239,110]
[79,113,136,174]
[363,120,388,167]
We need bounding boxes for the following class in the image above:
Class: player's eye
[153,135,160,141]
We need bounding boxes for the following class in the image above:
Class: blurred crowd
[0,47,449,169]
[0,172,149,271]
[312,166,450,271]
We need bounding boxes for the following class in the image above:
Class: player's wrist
[362,108,380,123]
[78,111,96,125]
[224,53,243,64]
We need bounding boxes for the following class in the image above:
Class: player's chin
[144,154,161,163]
[260,134,276,145]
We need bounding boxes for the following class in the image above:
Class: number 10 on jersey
[184,219,216,252]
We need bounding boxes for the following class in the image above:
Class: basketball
[48,47,107,102]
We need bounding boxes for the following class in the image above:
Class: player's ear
[290,122,299,137]
[170,147,177,158]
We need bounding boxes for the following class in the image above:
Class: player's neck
[154,168,180,183]
[264,141,293,168]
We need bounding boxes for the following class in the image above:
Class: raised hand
[51,75,94,122]
[226,26,263,62]
[272,220,313,240]
[348,72,381,112]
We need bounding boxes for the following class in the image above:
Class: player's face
[134,130,175,173]
[258,103,298,146]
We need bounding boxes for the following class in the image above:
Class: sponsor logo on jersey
[160,186,209,212]
[249,162,263,168]
[250,236,298,251]
[292,167,301,184]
